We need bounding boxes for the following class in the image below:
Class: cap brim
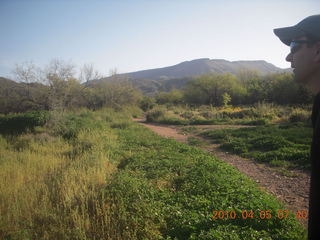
[273,26,305,46]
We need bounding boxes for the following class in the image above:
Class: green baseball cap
[274,15,320,46]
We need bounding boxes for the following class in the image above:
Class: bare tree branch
[79,63,102,83]
[12,60,37,84]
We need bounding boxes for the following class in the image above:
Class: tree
[44,59,75,83]
[90,70,142,110]
[6,59,145,113]
[156,90,184,105]
[43,59,84,111]
[79,63,102,83]
[222,93,231,107]
[12,60,39,99]
[236,69,260,87]
[183,73,245,106]
[140,96,156,111]
[261,72,313,105]
[12,60,38,84]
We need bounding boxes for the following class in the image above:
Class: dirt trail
[133,118,310,227]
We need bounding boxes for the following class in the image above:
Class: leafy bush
[180,111,195,119]
[226,109,255,119]
[139,96,156,111]
[255,148,310,169]
[0,111,49,135]
[289,109,310,123]
[146,108,166,122]
[250,136,292,151]
[50,111,101,140]
[246,118,269,125]
[221,136,249,154]
[200,111,215,119]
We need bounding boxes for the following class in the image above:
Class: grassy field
[201,124,312,171]
[146,103,313,172]
[0,109,127,239]
[145,103,311,126]
[0,108,307,239]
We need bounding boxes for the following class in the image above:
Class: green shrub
[139,96,156,111]
[247,118,269,125]
[180,111,195,119]
[0,111,49,135]
[200,111,217,119]
[190,119,218,125]
[253,102,278,119]
[250,136,292,151]
[256,147,310,169]
[289,109,310,123]
[146,108,166,122]
[110,121,131,129]
[228,109,255,119]
[160,117,189,125]
[50,111,100,140]
[221,136,249,154]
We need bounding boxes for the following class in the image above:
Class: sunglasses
[289,40,313,54]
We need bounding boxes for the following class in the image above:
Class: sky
[0,0,319,80]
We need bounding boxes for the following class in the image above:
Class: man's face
[285,36,320,86]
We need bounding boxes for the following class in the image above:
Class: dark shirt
[309,92,320,239]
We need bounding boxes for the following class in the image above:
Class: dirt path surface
[133,118,310,227]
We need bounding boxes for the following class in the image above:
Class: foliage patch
[0,111,49,134]
[201,124,312,170]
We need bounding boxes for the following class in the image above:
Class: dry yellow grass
[0,117,124,239]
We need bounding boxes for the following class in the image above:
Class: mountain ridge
[116,58,291,81]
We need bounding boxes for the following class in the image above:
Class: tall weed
[0,110,128,240]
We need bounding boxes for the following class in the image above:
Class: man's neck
[308,70,320,94]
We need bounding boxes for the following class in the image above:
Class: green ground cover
[107,120,306,239]
[201,123,312,170]
[0,109,307,239]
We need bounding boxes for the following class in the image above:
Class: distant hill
[0,77,26,97]
[95,58,291,95]
[0,77,47,93]
[0,77,20,87]
[0,77,49,113]
[119,58,290,81]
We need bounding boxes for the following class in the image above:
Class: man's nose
[286,52,293,62]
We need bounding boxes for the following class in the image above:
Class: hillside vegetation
[1,60,313,114]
